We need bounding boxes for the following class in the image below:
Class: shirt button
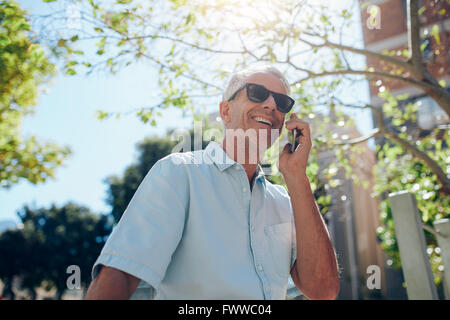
[242,187,247,192]
[251,226,255,231]
[257,265,263,271]
[235,166,240,170]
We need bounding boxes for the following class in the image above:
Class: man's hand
[278,113,311,178]
[277,113,340,300]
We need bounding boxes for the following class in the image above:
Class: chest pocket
[264,222,292,278]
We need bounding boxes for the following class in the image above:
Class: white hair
[222,65,290,102]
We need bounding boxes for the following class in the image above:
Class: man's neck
[221,138,259,183]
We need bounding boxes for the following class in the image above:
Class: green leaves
[95,36,106,55]
[169,0,187,9]
[95,110,111,120]
[105,135,185,222]
[57,39,67,47]
[64,68,76,75]
[185,12,196,25]
[373,89,450,283]
[430,24,440,45]
[0,0,70,188]
[420,42,427,52]
[136,109,154,124]
[0,203,113,297]
[418,6,426,15]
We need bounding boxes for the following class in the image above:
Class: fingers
[285,117,311,139]
[281,143,291,154]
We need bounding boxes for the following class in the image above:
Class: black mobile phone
[290,129,303,153]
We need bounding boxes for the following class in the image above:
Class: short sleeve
[91,155,189,290]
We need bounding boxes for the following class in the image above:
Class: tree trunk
[55,288,64,300]
[28,288,37,300]
[2,278,16,300]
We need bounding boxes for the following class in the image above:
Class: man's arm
[279,114,340,300]
[287,174,340,300]
[85,266,141,300]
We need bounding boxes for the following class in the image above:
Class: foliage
[0,227,36,299]
[106,130,210,223]
[0,202,113,299]
[0,0,71,188]
[34,0,448,189]
[372,90,449,283]
[33,0,449,290]
[106,136,176,222]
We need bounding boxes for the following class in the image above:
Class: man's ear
[219,101,231,124]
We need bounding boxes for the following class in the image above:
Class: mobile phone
[290,129,303,153]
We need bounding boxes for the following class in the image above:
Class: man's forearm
[85,266,140,300]
[285,173,339,300]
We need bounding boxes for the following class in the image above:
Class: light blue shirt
[92,141,297,299]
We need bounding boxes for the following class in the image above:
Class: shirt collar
[204,141,266,184]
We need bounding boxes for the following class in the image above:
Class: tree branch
[334,128,381,145]
[328,99,450,194]
[139,52,222,91]
[299,32,416,74]
[127,34,247,55]
[385,129,450,194]
[299,25,450,118]
[407,0,426,79]
[292,68,439,92]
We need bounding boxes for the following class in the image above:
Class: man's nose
[263,94,277,112]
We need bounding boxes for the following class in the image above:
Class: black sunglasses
[227,83,295,113]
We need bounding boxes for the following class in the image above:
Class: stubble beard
[223,127,281,165]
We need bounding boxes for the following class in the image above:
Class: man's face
[222,72,286,149]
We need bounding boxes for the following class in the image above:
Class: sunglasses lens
[273,94,294,113]
[246,83,294,113]
[247,84,269,102]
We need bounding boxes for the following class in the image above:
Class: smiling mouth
[252,116,273,127]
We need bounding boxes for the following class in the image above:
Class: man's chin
[224,127,280,149]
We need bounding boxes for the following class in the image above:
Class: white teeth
[253,116,272,126]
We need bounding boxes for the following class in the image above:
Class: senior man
[86,65,340,300]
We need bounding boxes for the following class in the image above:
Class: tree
[0,229,28,299]
[106,135,176,222]
[33,0,448,191]
[35,0,449,288]
[0,202,112,299]
[106,131,209,223]
[0,0,71,189]
[17,202,113,299]
[0,220,48,300]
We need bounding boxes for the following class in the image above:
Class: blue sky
[0,58,194,223]
[0,0,372,224]
[1,1,194,222]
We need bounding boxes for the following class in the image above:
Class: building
[311,112,387,299]
[360,0,449,135]
[358,0,450,299]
